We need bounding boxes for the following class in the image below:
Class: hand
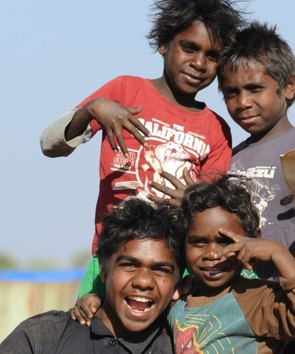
[71,293,102,326]
[215,229,295,279]
[148,168,195,206]
[84,97,150,155]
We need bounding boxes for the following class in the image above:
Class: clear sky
[1,0,295,266]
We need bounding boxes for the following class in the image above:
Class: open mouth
[202,267,224,277]
[125,296,155,312]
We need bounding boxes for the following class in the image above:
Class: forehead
[112,239,177,264]
[222,60,274,87]
[187,207,244,236]
[174,21,223,49]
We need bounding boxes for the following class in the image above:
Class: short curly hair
[218,22,295,107]
[97,198,185,275]
[181,174,260,237]
[147,0,246,50]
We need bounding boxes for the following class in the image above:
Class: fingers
[183,168,195,186]
[160,171,186,189]
[71,304,90,326]
[105,128,119,152]
[150,181,182,199]
[215,242,243,259]
[218,228,244,243]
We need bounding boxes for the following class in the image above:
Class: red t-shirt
[77,76,232,253]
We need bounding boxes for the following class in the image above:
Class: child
[218,22,295,280]
[40,0,244,295]
[170,175,295,353]
[1,198,183,353]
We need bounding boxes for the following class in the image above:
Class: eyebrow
[115,255,176,269]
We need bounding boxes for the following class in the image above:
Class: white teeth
[128,296,152,303]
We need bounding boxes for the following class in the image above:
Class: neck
[249,117,293,144]
[96,302,125,338]
[151,77,205,111]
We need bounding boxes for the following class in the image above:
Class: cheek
[185,247,202,265]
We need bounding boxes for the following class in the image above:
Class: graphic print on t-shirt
[110,117,210,197]
[230,161,280,226]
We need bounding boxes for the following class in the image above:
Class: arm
[40,109,93,158]
[40,99,150,158]
[216,229,295,280]
[217,229,295,339]
[0,324,35,354]
[67,97,150,156]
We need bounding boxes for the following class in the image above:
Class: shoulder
[113,75,146,86]
[0,310,76,353]
[232,139,249,155]
[16,310,72,330]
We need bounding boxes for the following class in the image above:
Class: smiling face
[185,207,244,294]
[222,61,295,141]
[159,21,222,104]
[99,239,179,337]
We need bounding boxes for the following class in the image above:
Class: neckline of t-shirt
[244,126,295,148]
[142,77,210,117]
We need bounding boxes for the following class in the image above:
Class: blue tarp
[0,269,85,283]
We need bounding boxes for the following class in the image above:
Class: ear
[284,76,295,101]
[158,45,168,56]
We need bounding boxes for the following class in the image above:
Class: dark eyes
[188,239,233,247]
[223,86,264,98]
[153,267,173,276]
[206,52,220,62]
[118,263,173,276]
[181,43,196,53]
[119,262,136,271]
[180,42,219,61]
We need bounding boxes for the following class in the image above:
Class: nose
[190,52,206,71]
[203,243,223,261]
[131,268,155,291]
[237,91,252,110]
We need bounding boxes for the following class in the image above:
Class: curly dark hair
[97,198,185,275]
[181,174,260,237]
[147,0,246,50]
[218,22,295,107]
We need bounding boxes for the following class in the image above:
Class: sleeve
[235,277,295,340]
[199,115,232,178]
[40,76,127,158]
[0,319,38,353]
[40,109,93,158]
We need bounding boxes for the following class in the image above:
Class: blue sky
[1,0,295,266]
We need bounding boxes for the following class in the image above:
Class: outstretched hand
[148,168,195,206]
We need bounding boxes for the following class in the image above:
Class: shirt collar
[91,315,166,354]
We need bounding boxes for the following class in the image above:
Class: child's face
[222,61,295,139]
[101,238,179,336]
[185,206,243,293]
[159,21,222,100]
